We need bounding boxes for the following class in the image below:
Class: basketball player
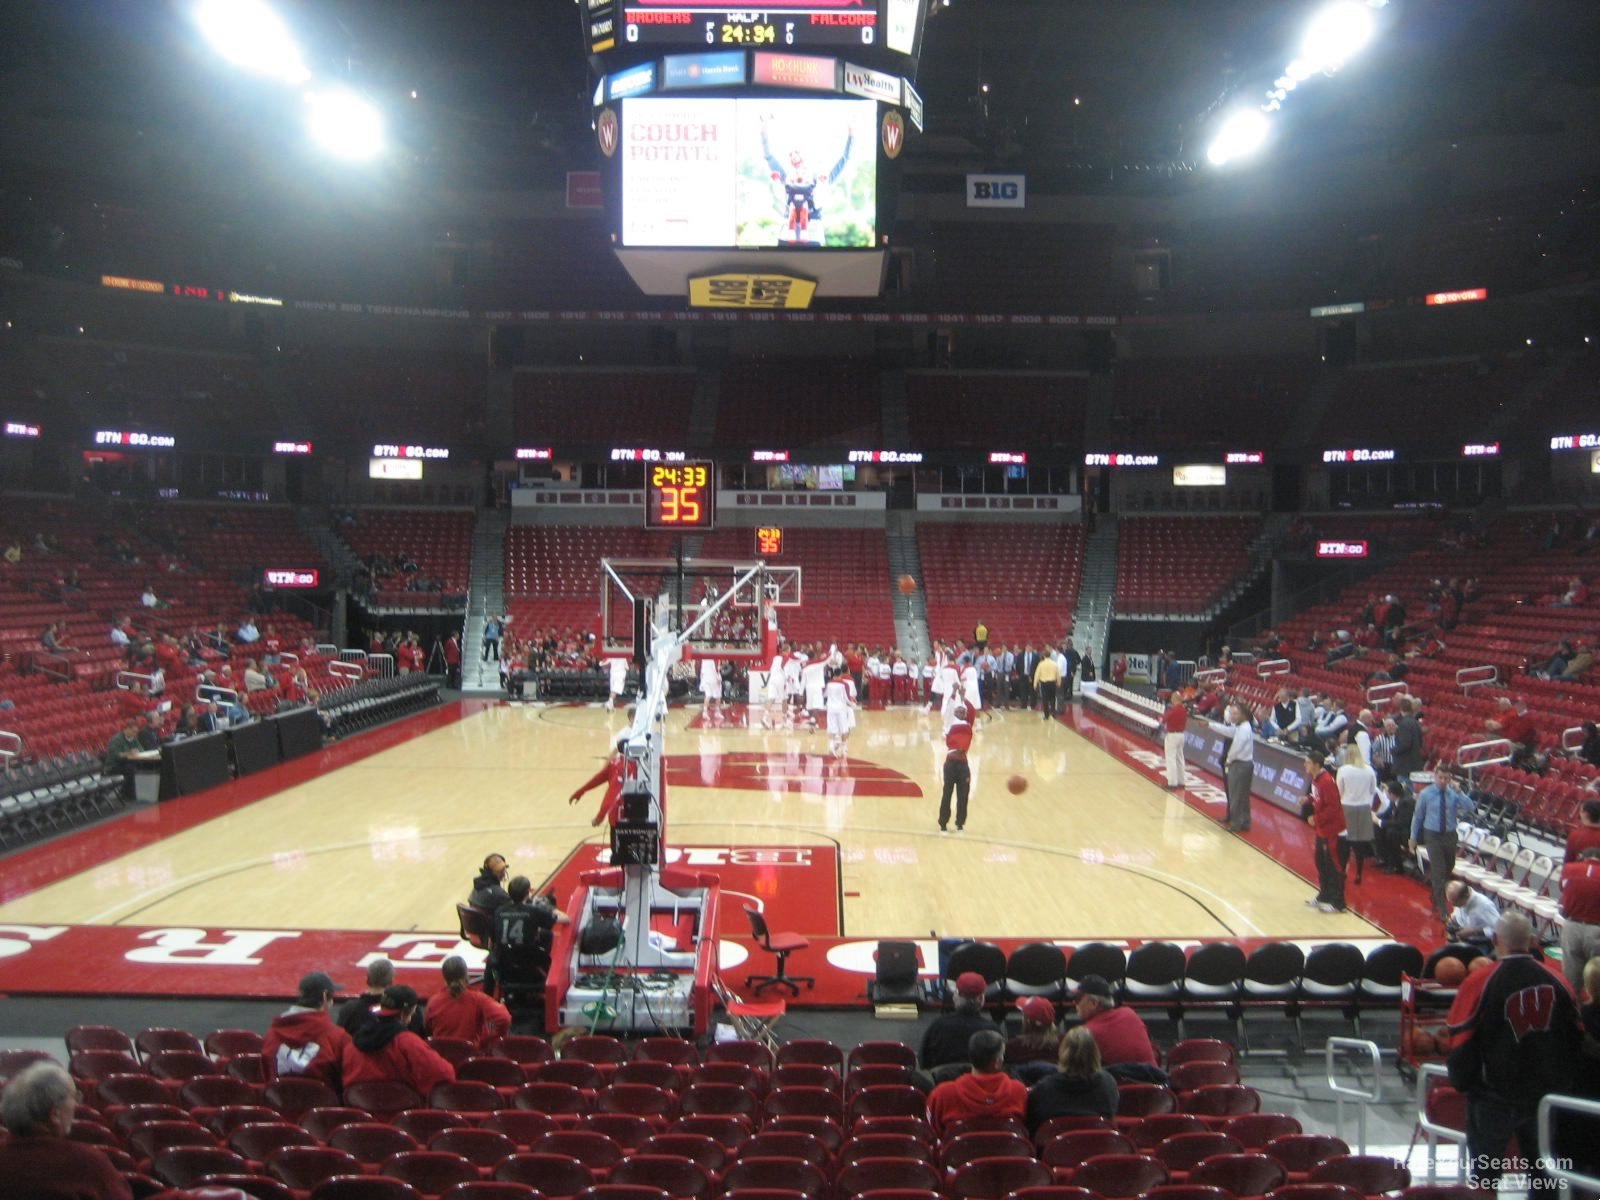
[761,641,788,728]
[939,703,974,833]
[699,654,722,722]
[803,651,828,728]
[938,655,964,735]
[784,647,806,724]
[928,641,949,714]
[824,665,858,757]
[605,656,628,711]
[960,653,985,723]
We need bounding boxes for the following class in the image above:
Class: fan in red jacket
[340,985,456,1098]
[926,1028,1027,1136]
[425,955,512,1047]
[263,971,352,1088]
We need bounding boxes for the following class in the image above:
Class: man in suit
[1391,697,1425,777]
[1016,643,1039,710]
[1060,639,1082,703]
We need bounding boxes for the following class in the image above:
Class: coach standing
[938,704,974,833]
[1210,702,1255,833]
[1410,766,1471,921]
[1033,652,1061,721]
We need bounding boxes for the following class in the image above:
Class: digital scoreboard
[645,460,716,530]
[588,0,926,68]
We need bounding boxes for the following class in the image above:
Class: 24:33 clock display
[645,461,716,529]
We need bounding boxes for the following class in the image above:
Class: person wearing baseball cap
[1006,996,1060,1070]
[263,970,352,1088]
[919,971,996,1076]
[1070,974,1158,1070]
[341,984,456,1098]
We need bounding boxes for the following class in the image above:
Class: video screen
[621,96,877,249]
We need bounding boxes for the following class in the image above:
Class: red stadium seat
[329,1122,421,1168]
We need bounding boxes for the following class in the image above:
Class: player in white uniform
[606,656,629,710]
[802,655,827,727]
[783,649,805,720]
[961,656,984,721]
[824,667,857,757]
[938,658,964,735]
[762,644,788,727]
[699,655,722,721]
[927,644,948,713]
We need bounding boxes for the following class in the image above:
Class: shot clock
[644,460,716,530]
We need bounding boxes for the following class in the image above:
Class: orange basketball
[898,574,917,594]
[1434,957,1468,987]
[1412,1031,1437,1057]
[1468,955,1493,973]
[1007,774,1028,795]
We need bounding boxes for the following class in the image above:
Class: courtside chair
[744,906,815,996]
[943,941,1008,1004]
[1004,942,1069,1003]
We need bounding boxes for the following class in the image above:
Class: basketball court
[0,690,1430,1004]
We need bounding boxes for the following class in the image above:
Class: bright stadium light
[1206,109,1270,167]
[193,0,310,86]
[1301,1,1376,74]
[305,88,385,161]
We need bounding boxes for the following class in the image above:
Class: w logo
[596,108,618,158]
[1505,984,1557,1040]
[881,111,904,160]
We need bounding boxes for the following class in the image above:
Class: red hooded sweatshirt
[263,1006,352,1088]
[927,1069,1028,1136]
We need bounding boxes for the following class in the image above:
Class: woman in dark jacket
[1024,1025,1119,1135]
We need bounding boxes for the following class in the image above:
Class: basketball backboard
[601,557,771,662]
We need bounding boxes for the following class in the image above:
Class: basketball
[1007,774,1028,795]
[1433,957,1467,986]
[1412,1031,1437,1057]
[898,574,917,594]
[1468,955,1493,973]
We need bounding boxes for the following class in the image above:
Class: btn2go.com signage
[967,174,1026,208]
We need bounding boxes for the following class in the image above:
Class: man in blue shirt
[1410,767,1472,920]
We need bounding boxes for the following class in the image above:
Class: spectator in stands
[243,659,271,693]
[236,616,260,643]
[1080,646,1097,685]
[482,613,504,662]
[1314,697,1350,748]
[469,854,512,911]
[39,623,76,654]
[1374,777,1412,873]
[108,617,131,648]
[341,984,456,1097]
[443,632,462,689]
[171,704,217,740]
[0,1060,131,1200]
[1564,642,1596,681]
[261,624,283,667]
[2,541,20,566]
[206,623,231,657]
[1561,800,1600,864]
[1024,1026,1119,1135]
[1412,766,1473,922]
[1302,750,1345,913]
[425,955,511,1047]
[138,583,165,609]
[1006,996,1059,1072]
[926,1029,1026,1135]
[264,970,351,1087]
[1579,727,1600,773]
[1446,912,1581,1193]
[1560,849,1600,995]
[283,668,318,706]
[1070,975,1159,1074]
[919,972,995,1076]
[103,719,145,796]
[1532,641,1574,680]
[1486,696,1538,756]
[339,966,425,1036]
[1445,882,1499,953]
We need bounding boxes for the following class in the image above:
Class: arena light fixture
[1301,1,1376,74]
[193,0,310,86]
[1206,109,1270,167]
[305,87,385,161]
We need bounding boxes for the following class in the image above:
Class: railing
[1414,1063,1468,1184]
[278,652,300,668]
[1256,658,1292,677]
[329,660,364,682]
[368,653,396,679]
[0,731,22,763]
[1194,667,1228,688]
[1324,1036,1383,1154]
[1367,681,1407,707]
[1456,737,1513,777]
[114,670,160,692]
[339,649,368,666]
[1169,659,1198,686]
[1563,726,1588,752]
[35,651,71,682]
[1456,665,1499,692]
[316,643,340,657]
[1538,1093,1600,1193]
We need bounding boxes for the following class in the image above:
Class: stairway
[1070,516,1118,671]
[296,508,360,590]
[886,512,930,660]
[462,507,510,693]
